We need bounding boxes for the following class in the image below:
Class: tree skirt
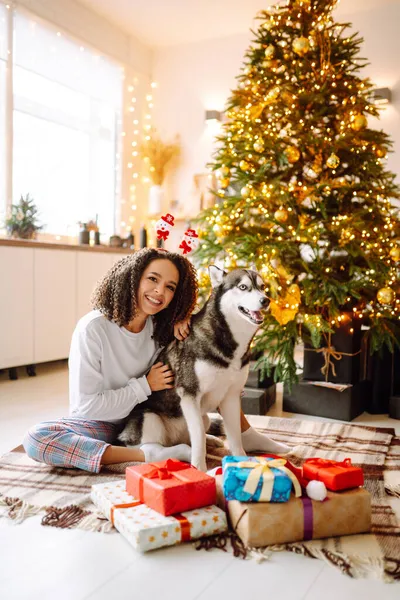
[0,417,399,582]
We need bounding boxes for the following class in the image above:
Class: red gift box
[125,459,216,516]
[302,458,364,491]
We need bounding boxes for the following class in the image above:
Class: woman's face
[137,258,179,316]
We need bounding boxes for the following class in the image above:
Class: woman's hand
[146,362,174,391]
[174,317,191,341]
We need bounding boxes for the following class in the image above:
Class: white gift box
[91,480,227,553]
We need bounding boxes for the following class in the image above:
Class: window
[11,12,122,237]
[0,4,7,215]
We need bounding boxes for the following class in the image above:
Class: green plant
[5,194,43,239]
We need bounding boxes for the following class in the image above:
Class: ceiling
[75,0,398,48]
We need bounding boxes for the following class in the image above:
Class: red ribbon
[110,499,192,541]
[173,513,192,542]
[138,459,191,502]
[110,501,142,526]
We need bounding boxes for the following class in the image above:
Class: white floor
[0,361,399,600]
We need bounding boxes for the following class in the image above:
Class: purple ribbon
[301,497,313,541]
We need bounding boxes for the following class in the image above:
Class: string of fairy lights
[120,79,157,235]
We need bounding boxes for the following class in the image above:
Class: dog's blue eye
[238,284,247,291]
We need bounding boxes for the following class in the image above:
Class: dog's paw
[205,434,225,448]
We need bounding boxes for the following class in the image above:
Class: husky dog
[119,266,269,471]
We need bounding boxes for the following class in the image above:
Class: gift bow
[144,459,189,481]
[304,458,353,472]
[228,457,302,501]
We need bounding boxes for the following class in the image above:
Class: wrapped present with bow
[215,476,371,547]
[222,456,302,502]
[302,458,364,491]
[91,480,227,553]
[126,459,216,516]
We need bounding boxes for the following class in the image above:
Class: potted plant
[5,194,43,240]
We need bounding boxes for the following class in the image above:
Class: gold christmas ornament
[239,160,250,171]
[241,185,251,198]
[219,177,230,189]
[250,103,266,119]
[284,146,301,163]
[375,146,387,158]
[270,284,301,326]
[264,45,275,59]
[351,114,368,131]
[253,139,264,153]
[390,246,400,261]
[263,59,278,70]
[219,166,230,177]
[326,153,340,169]
[377,287,395,305]
[274,208,289,223]
[292,36,310,56]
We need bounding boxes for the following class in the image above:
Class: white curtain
[0,4,7,216]
[12,11,123,237]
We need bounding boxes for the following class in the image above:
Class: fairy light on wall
[141,81,157,186]
[119,76,142,234]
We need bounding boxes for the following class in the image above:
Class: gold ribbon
[226,458,302,501]
[305,333,361,382]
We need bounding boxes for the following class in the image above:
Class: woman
[24,248,288,473]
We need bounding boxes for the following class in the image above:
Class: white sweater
[69,310,159,422]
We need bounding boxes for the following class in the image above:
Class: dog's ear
[208,265,226,288]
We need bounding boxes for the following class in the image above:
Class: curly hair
[91,248,198,346]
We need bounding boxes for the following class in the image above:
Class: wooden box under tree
[303,314,363,385]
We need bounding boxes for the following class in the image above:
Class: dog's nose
[260,296,269,308]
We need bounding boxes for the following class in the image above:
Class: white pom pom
[306,480,327,501]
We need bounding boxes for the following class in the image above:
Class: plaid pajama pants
[23,418,122,473]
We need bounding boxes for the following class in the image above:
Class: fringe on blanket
[0,495,113,533]
[385,483,400,498]
[265,544,392,582]
[0,495,42,523]
[194,533,396,582]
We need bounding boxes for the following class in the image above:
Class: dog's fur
[119,266,269,471]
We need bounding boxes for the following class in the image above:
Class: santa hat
[160,213,175,226]
[184,228,198,238]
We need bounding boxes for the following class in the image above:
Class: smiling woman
[23,248,198,472]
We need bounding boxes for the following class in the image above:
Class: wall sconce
[205,110,222,123]
[371,87,392,105]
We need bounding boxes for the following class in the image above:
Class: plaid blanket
[1,417,399,581]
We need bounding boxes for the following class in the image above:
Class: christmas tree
[194,0,400,386]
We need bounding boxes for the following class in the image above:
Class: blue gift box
[222,456,295,503]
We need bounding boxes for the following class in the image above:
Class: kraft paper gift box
[222,456,301,503]
[91,480,227,553]
[215,476,371,547]
[125,458,216,516]
[302,458,364,491]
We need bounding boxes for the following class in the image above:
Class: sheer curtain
[0,4,7,217]
[12,12,123,237]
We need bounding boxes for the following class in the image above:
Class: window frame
[1,3,123,240]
